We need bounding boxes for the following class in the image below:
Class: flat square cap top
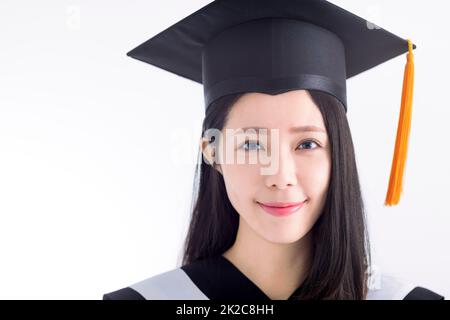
[127,0,415,110]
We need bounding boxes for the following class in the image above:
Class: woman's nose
[264,148,298,189]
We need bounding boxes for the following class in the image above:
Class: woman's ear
[200,137,223,174]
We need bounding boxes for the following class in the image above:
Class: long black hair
[181,90,371,299]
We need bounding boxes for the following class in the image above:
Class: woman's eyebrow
[237,125,326,133]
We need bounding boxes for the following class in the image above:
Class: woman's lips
[257,201,307,217]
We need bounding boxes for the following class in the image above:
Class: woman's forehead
[225,90,325,131]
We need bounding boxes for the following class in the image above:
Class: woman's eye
[240,140,319,151]
[241,140,264,151]
[297,140,320,150]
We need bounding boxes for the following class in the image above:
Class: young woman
[182,89,369,300]
[104,89,443,300]
[104,0,444,300]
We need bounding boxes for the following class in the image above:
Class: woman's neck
[222,217,312,300]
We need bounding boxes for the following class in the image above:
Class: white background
[0,0,449,299]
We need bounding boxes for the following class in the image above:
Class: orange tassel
[384,39,415,206]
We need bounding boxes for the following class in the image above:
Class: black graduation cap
[126,0,416,206]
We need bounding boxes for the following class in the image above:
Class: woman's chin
[257,228,309,244]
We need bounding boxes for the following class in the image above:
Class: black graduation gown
[103,255,444,300]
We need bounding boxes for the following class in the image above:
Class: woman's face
[211,90,331,244]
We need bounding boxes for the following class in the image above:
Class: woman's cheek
[297,153,331,194]
[221,164,256,207]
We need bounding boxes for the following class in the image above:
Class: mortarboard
[126,0,416,206]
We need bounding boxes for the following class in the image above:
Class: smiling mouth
[257,200,307,217]
[258,201,307,208]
